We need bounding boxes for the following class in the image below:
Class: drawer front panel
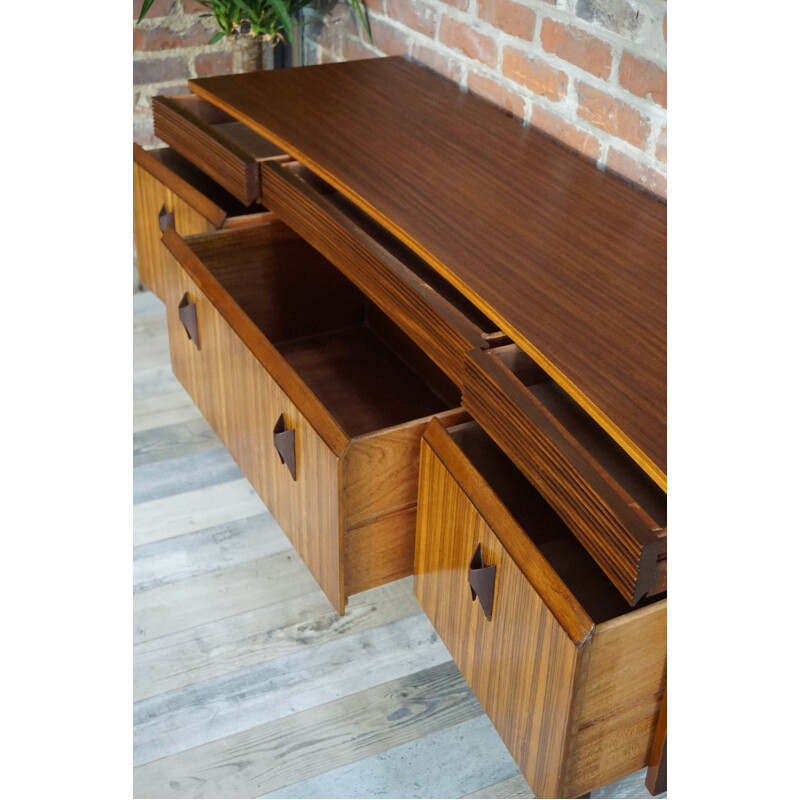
[463,346,666,605]
[133,144,274,302]
[164,248,344,613]
[414,432,578,799]
[261,161,492,388]
[133,158,215,301]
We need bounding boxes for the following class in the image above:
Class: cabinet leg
[645,685,667,795]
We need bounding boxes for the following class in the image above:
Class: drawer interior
[188,224,460,437]
[487,345,667,528]
[448,420,663,624]
[162,95,286,162]
[148,146,270,218]
[281,162,500,338]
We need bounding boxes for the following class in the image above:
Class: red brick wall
[133,1,666,197]
[133,1,234,146]
[305,0,667,197]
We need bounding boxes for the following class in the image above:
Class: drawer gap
[281,161,499,335]
[491,344,666,529]
[163,95,286,161]
[448,420,662,625]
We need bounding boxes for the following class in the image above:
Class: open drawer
[133,143,273,302]
[161,220,464,614]
[414,417,666,798]
[463,344,667,605]
[152,95,290,205]
[260,160,504,388]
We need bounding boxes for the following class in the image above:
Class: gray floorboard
[132,290,665,799]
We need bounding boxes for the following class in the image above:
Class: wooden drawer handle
[158,204,175,232]
[273,413,297,481]
[178,293,199,349]
[468,544,496,621]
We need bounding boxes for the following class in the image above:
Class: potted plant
[137,1,371,73]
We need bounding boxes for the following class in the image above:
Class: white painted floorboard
[132,291,665,799]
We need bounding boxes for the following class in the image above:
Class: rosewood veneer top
[190,57,667,489]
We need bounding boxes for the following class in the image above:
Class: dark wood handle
[468,544,496,621]
[158,204,175,232]
[178,292,199,349]
[273,413,297,481]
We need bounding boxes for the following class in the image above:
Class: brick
[467,73,526,120]
[606,148,666,198]
[194,50,233,77]
[183,1,207,12]
[410,43,464,83]
[655,125,666,163]
[576,0,644,38]
[134,0,175,18]
[477,0,537,41]
[438,0,470,10]
[529,105,600,160]
[540,18,612,79]
[134,21,212,51]
[619,52,666,108]
[576,82,650,149]
[386,0,438,39]
[314,24,345,61]
[342,36,377,61]
[440,16,498,67]
[133,56,188,85]
[371,18,409,57]
[502,46,567,102]
[133,123,160,148]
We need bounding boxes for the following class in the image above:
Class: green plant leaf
[350,0,371,42]
[209,31,225,44]
[136,0,155,24]
[266,0,294,44]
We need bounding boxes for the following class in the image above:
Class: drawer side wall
[561,601,667,796]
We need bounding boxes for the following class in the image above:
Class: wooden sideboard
[133,56,666,799]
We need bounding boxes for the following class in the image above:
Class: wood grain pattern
[645,684,667,795]
[153,95,289,205]
[415,430,579,798]
[562,602,667,797]
[163,236,346,612]
[343,507,418,597]
[134,143,226,228]
[464,344,666,605]
[134,660,482,799]
[260,159,497,387]
[189,57,666,489]
[342,409,467,596]
[162,221,464,611]
[344,411,467,530]
[134,144,274,301]
[134,153,214,300]
[414,419,667,797]
[162,222,352,456]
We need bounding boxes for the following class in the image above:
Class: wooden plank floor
[133,290,666,799]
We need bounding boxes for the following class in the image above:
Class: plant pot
[232,34,264,73]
